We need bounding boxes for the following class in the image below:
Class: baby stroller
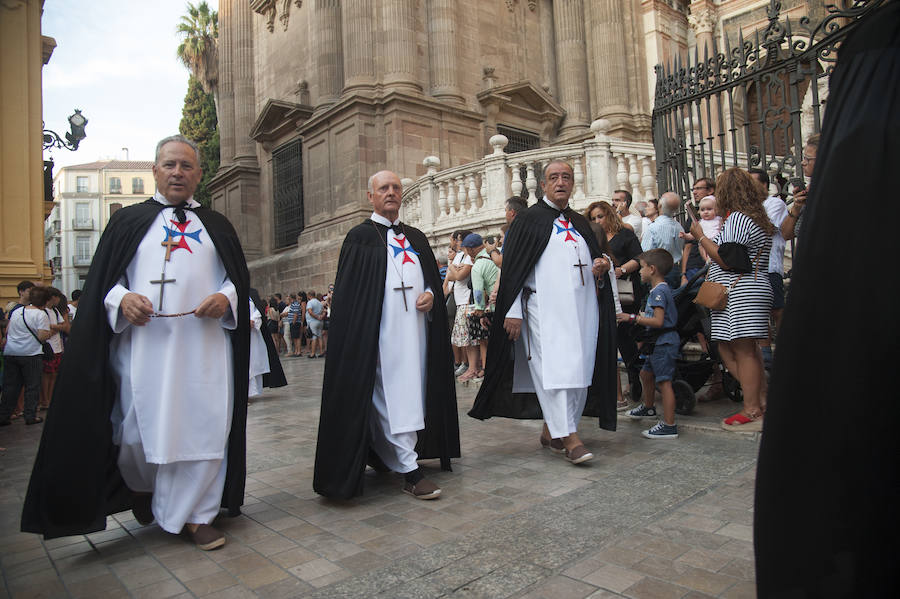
[622,266,742,415]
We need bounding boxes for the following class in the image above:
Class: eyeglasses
[691,185,709,191]
[801,154,815,162]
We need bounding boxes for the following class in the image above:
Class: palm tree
[176,1,218,96]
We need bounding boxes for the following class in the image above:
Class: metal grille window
[132,177,144,194]
[497,126,541,199]
[272,139,304,250]
[109,177,122,194]
[497,126,540,154]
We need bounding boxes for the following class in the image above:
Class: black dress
[607,228,644,313]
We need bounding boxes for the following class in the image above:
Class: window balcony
[72,218,94,230]
[72,255,92,267]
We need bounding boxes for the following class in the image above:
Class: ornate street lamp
[43,109,88,151]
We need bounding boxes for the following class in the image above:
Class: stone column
[553,0,590,137]
[540,0,558,100]
[315,0,344,105]
[381,0,421,93]
[427,0,462,103]
[689,0,720,140]
[233,0,257,163]
[342,0,375,92]
[218,0,236,166]
[586,0,630,121]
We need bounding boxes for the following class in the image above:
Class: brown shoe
[565,445,594,465]
[187,524,226,550]
[539,435,565,454]
[403,478,441,500]
[131,493,154,526]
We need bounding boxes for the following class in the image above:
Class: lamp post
[43,109,88,151]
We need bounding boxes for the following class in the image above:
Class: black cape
[469,201,618,431]
[313,219,461,499]
[754,5,900,596]
[250,287,287,389]
[21,199,251,539]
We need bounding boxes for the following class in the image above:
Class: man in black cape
[22,136,250,550]
[469,160,617,462]
[754,4,900,595]
[314,170,460,500]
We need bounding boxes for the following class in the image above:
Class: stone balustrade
[401,119,659,243]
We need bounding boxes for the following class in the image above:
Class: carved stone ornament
[250,0,277,32]
[505,0,537,12]
[279,0,291,30]
[688,5,716,36]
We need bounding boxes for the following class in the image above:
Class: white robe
[506,198,600,437]
[105,193,238,464]
[368,212,431,472]
[248,300,270,398]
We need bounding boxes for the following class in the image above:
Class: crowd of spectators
[261,287,333,359]
[436,134,814,435]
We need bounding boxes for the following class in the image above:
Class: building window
[109,203,123,217]
[75,203,91,228]
[497,126,541,199]
[76,176,89,193]
[109,177,122,194]
[75,236,91,264]
[272,139,304,250]
[132,177,144,194]
[497,126,540,153]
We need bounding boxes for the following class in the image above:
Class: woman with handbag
[690,168,774,432]
[0,286,52,426]
[586,201,643,410]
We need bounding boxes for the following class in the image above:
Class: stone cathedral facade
[210,0,812,293]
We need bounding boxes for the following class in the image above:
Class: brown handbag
[694,249,763,311]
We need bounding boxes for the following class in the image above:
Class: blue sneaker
[627,404,657,420]
[642,421,678,439]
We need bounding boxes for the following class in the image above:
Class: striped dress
[708,211,773,341]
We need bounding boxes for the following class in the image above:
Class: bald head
[367,170,403,221]
[659,192,679,216]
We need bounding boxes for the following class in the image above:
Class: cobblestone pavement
[1,354,759,598]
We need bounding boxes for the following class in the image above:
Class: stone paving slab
[1,353,759,598]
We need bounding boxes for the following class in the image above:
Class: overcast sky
[41,0,218,169]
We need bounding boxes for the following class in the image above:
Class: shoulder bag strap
[18,307,43,344]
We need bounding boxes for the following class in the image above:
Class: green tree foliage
[180,76,219,207]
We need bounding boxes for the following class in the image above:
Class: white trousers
[368,364,419,473]
[116,406,227,534]
[524,297,588,439]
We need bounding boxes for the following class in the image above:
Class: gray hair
[542,159,573,180]
[155,135,201,164]
[659,192,679,217]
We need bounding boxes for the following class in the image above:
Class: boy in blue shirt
[617,248,680,439]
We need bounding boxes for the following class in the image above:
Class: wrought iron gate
[651,0,887,204]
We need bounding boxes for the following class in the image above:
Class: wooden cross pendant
[161,232,180,262]
[150,272,176,311]
[573,257,588,286]
[394,280,413,311]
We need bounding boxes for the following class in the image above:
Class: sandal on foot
[565,445,594,464]
[539,435,565,453]
[25,416,44,425]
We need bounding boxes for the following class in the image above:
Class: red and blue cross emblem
[390,235,419,265]
[161,219,203,256]
[554,217,581,242]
